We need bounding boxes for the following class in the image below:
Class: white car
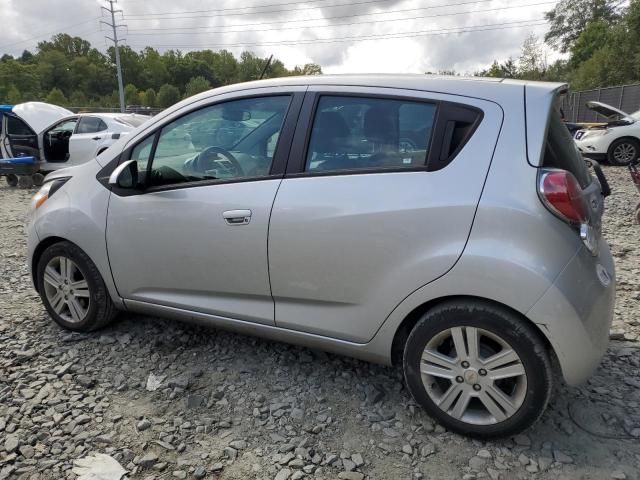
[574,101,640,166]
[0,102,149,178]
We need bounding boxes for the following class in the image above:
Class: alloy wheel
[43,256,91,323]
[420,326,527,425]
[613,142,637,164]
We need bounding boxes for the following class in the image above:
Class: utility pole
[101,0,126,113]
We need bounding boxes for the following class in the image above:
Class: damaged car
[574,101,640,166]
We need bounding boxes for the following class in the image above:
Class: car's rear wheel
[6,174,18,187]
[607,138,640,166]
[403,300,552,438]
[37,241,117,332]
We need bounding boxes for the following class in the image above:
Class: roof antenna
[259,55,274,80]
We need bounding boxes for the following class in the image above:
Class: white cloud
[0,0,555,74]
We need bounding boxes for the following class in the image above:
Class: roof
[160,74,566,119]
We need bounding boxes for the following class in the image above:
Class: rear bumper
[527,238,615,386]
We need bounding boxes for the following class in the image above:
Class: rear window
[543,106,591,188]
[116,116,148,128]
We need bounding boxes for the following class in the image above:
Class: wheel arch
[31,236,67,293]
[390,295,556,369]
[607,135,640,152]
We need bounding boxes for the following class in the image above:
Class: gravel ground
[0,166,639,480]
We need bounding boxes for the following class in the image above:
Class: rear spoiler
[524,82,569,167]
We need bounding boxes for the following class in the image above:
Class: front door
[69,116,108,165]
[268,87,503,342]
[106,93,300,325]
[1,115,39,159]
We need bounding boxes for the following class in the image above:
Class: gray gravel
[1,165,639,480]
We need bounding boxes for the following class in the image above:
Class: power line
[124,0,513,32]
[123,0,463,21]
[126,19,547,49]
[123,0,394,18]
[101,0,127,113]
[125,1,555,37]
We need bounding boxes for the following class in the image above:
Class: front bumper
[527,237,615,386]
[579,151,607,162]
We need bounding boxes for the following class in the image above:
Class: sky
[0,0,557,74]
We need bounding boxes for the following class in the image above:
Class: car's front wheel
[403,300,552,438]
[36,241,117,332]
[607,138,640,166]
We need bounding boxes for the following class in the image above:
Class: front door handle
[223,209,251,225]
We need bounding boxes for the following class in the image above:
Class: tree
[46,87,68,106]
[157,84,180,108]
[6,85,21,104]
[518,34,547,80]
[291,63,323,76]
[544,0,619,52]
[124,83,139,105]
[142,88,156,107]
[184,76,211,98]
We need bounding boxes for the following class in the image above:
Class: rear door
[268,86,503,342]
[69,116,108,164]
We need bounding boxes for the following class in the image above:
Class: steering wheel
[193,146,245,177]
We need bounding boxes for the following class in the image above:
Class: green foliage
[184,76,211,98]
[157,84,181,108]
[124,83,139,105]
[0,33,322,106]
[544,0,619,53]
[45,87,67,106]
[479,0,640,90]
[142,88,157,108]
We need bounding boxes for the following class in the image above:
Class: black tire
[607,138,640,166]
[32,173,45,187]
[403,300,552,438]
[6,174,18,187]
[36,241,117,332]
[18,175,34,189]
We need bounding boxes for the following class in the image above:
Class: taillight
[538,169,589,225]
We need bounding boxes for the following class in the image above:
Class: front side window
[136,96,290,188]
[305,96,437,172]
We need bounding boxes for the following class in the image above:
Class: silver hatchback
[26,75,615,438]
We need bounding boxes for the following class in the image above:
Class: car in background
[0,102,149,176]
[574,101,640,166]
[26,75,615,438]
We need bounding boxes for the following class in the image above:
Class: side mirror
[109,159,139,189]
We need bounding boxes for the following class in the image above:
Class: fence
[67,106,164,116]
[561,83,640,123]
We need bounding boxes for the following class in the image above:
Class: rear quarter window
[543,106,591,188]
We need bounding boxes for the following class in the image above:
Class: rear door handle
[223,209,251,225]
[92,136,102,141]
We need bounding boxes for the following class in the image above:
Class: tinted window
[305,96,436,172]
[134,96,290,188]
[77,117,108,134]
[7,116,34,136]
[543,105,591,188]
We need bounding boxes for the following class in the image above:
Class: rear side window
[543,106,591,188]
[305,96,436,172]
[77,117,108,134]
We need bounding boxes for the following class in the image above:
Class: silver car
[26,75,615,438]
